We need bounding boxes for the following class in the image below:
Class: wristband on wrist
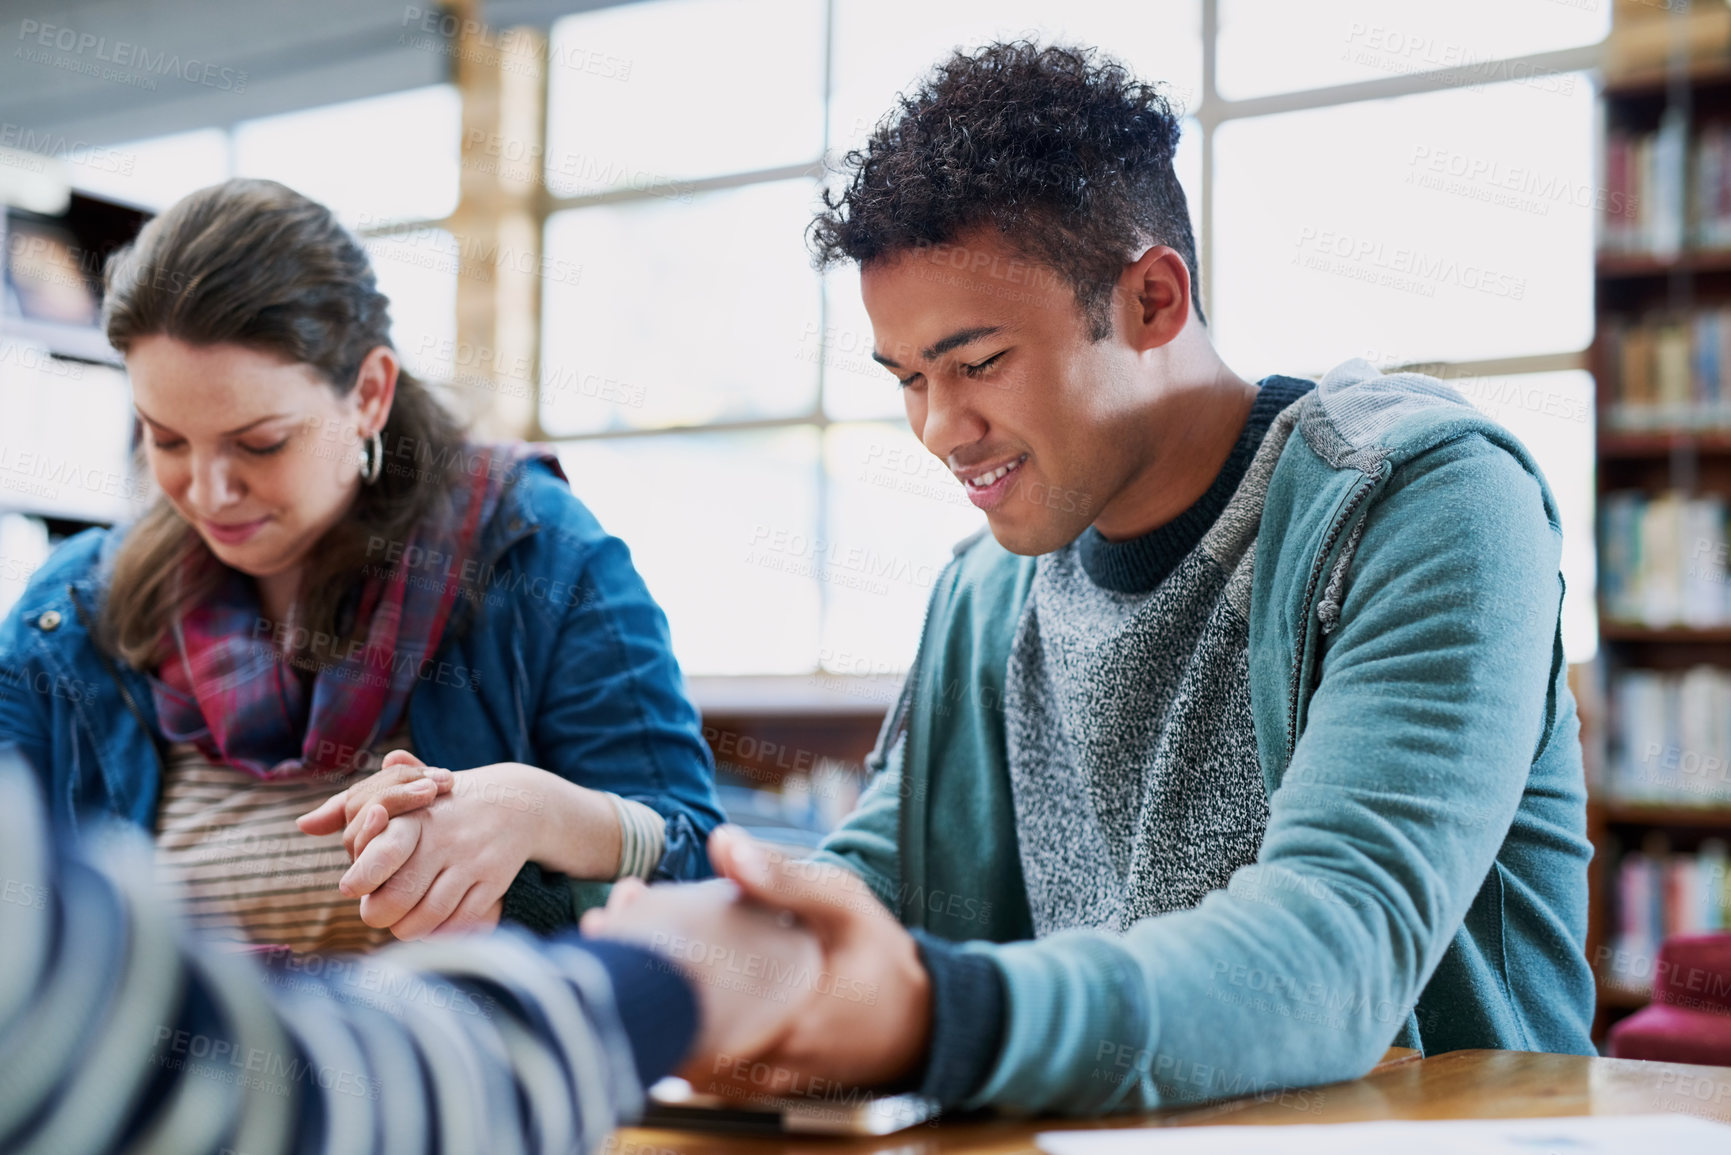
[607,794,667,879]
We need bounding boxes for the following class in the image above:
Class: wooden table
[607,1049,1731,1155]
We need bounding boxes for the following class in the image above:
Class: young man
[589,40,1594,1115]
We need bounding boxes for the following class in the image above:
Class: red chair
[1607,933,1731,1065]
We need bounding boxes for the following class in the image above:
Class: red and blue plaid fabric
[148,443,564,778]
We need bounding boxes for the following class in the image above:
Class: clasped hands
[299,753,934,1092]
[295,750,619,940]
[582,826,934,1093]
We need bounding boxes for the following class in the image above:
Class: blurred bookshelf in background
[1590,35,1731,1036]
[1602,837,1730,1004]
[1604,664,1731,809]
[1600,490,1731,628]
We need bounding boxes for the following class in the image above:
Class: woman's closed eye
[148,436,289,456]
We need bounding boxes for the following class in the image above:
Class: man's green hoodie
[816,359,1596,1115]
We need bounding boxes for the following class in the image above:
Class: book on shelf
[1602,113,1687,257]
[1606,840,1730,995]
[1607,665,1731,807]
[1699,119,1731,251]
[1600,490,1730,626]
[1601,309,1731,431]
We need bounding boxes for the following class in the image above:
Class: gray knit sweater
[1004,376,1314,936]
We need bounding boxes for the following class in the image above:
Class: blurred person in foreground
[579,40,1596,1116]
[0,743,820,1153]
[0,178,723,955]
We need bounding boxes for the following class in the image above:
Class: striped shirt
[152,729,414,955]
[0,747,698,1155]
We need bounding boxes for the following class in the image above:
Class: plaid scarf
[148,443,564,779]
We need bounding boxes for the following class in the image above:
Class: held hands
[297,752,614,940]
[590,876,827,1070]
[297,750,455,861]
[582,827,933,1092]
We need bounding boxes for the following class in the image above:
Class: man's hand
[295,751,454,860]
[584,826,933,1091]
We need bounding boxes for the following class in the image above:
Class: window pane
[831,0,1201,157]
[545,0,823,193]
[60,127,229,211]
[234,86,460,228]
[1174,114,1203,269]
[1218,0,1607,101]
[555,430,821,676]
[0,356,140,524]
[820,267,900,421]
[1452,368,1597,662]
[1212,78,1593,379]
[541,180,821,434]
[822,423,985,675]
[362,229,459,388]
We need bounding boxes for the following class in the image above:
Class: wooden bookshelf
[1598,621,1731,643]
[1600,802,1731,827]
[1598,249,1731,278]
[1598,431,1731,457]
[1604,56,1731,101]
[1591,31,1731,1047]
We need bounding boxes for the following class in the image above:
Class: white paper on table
[1037,1114,1731,1155]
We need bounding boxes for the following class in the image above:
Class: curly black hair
[810,40,1203,336]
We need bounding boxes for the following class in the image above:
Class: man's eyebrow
[134,404,289,438]
[871,325,1006,370]
[924,325,1003,360]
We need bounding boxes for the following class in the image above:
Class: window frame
[381,1,1614,678]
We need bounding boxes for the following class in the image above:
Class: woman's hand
[295,751,454,860]
[330,762,624,940]
[333,761,542,939]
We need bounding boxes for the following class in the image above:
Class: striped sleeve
[0,748,697,1155]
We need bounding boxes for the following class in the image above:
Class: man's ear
[353,345,400,435]
[1119,245,1191,354]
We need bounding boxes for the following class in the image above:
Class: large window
[68,2,1609,675]
[540,0,1205,677]
[56,87,463,387]
[540,0,1605,674]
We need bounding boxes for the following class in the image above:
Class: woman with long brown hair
[0,177,723,953]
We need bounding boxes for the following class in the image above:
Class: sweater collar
[1077,375,1315,594]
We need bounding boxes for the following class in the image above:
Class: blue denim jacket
[0,458,724,881]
